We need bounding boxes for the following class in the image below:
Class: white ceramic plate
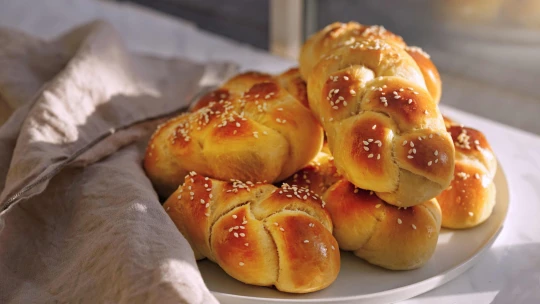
[199,161,509,304]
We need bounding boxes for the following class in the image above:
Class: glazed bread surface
[163,172,340,293]
[437,117,497,228]
[299,22,454,207]
[285,152,442,270]
[144,68,323,196]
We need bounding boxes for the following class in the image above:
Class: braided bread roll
[299,22,454,207]
[285,151,441,270]
[163,172,340,293]
[144,69,323,196]
[437,117,497,229]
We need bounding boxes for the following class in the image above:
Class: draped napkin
[0,20,238,303]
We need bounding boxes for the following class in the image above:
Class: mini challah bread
[163,172,340,293]
[285,151,442,270]
[299,22,454,207]
[144,69,323,196]
[437,117,497,229]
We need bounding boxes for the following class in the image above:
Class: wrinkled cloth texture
[0,20,237,303]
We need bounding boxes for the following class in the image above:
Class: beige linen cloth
[0,20,238,303]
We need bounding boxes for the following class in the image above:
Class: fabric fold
[0,20,237,303]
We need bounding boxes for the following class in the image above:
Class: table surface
[1,1,539,303]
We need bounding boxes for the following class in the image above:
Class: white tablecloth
[1,1,539,303]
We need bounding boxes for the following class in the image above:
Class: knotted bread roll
[437,117,497,229]
[163,172,340,293]
[299,22,454,207]
[285,151,442,270]
[144,69,323,196]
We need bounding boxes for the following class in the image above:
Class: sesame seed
[354,188,359,193]
[228,227,234,232]
[434,150,439,156]
[190,192,194,196]
[274,222,279,226]
[204,212,210,217]
[469,212,474,217]
[375,204,381,208]
[424,110,428,115]
[403,140,408,146]
[329,118,334,121]
[372,125,377,129]
[368,154,374,158]
[232,215,237,219]
[234,232,239,238]
[303,240,310,243]
[239,262,245,266]
[279,227,285,232]
[331,245,335,250]
[368,139,374,142]
[239,226,245,229]
[410,142,414,147]
[235,122,241,127]
[200,199,205,204]
[397,218,403,224]
[335,89,340,94]
[364,146,370,151]
[407,155,414,159]
[412,224,417,230]
[333,106,339,110]
[350,89,356,95]
[277,108,283,111]
[435,159,439,163]
[408,99,413,104]
[377,154,381,160]
[205,203,210,208]
[244,243,249,246]
[363,140,369,145]
[239,233,245,237]
[428,161,433,166]
[309,223,315,227]
[394,95,400,99]
[177,195,182,200]
[475,173,480,179]
[344,76,349,80]
[429,134,433,138]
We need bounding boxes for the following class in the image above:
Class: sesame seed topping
[354,188,359,193]
[279,227,285,232]
[234,232,239,238]
[372,124,377,129]
[475,173,480,179]
[435,159,439,163]
[244,243,249,246]
[274,222,279,226]
[364,146,370,151]
[232,214,237,219]
[377,154,381,160]
[303,240,310,243]
[469,212,474,217]
[205,203,210,208]
[408,99,413,104]
[363,140,369,145]
[190,192,194,196]
[428,161,433,166]
[344,76,349,80]
[204,212,210,217]
[177,195,182,200]
[397,218,403,224]
[375,204,381,208]
[412,224,417,230]
[410,141,414,147]
[239,233,245,237]
[434,150,439,156]
[239,262,245,266]
[402,140,408,146]
[200,199,205,204]
[309,223,315,227]
[368,154,374,158]
[331,245,335,250]
[350,89,356,95]
[407,155,414,159]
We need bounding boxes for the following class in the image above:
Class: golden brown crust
[163,172,340,293]
[299,22,454,207]
[436,119,497,228]
[144,70,324,197]
[284,152,441,270]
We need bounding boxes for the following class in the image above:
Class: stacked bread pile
[143,22,497,293]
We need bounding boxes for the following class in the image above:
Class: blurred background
[1,0,539,134]
[122,0,540,135]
